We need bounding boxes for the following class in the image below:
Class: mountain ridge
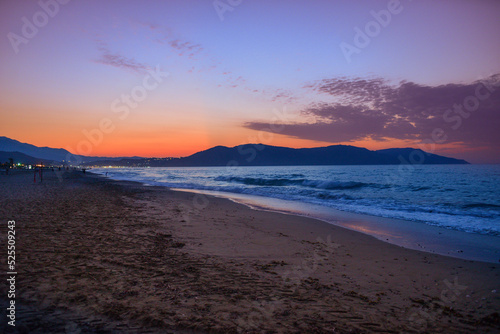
[85,143,469,167]
[0,151,55,166]
[0,136,143,163]
[0,137,469,166]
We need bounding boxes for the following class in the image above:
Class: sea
[92,165,500,261]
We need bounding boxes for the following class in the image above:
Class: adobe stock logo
[7,0,71,54]
[213,0,243,21]
[339,0,411,63]
[65,65,169,161]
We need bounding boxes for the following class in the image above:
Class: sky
[0,0,499,163]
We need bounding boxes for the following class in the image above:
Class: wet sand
[0,170,499,333]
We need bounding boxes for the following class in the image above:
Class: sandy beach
[0,170,499,333]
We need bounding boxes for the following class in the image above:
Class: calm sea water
[93,165,500,237]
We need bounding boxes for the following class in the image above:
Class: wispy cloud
[137,22,298,98]
[140,22,257,91]
[93,40,150,74]
[94,52,150,74]
[168,39,203,58]
[245,74,500,149]
[139,22,203,60]
[268,88,299,104]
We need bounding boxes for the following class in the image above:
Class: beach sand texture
[0,170,499,333]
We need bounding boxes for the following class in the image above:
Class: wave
[410,186,432,191]
[463,203,500,209]
[215,176,379,190]
[92,167,500,237]
[302,180,369,190]
[215,176,306,186]
[314,192,355,201]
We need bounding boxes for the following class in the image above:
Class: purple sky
[0,0,499,162]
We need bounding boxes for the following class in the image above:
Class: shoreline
[171,187,500,264]
[1,170,499,332]
[90,166,500,263]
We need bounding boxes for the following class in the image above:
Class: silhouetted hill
[84,144,469,167]
[0,136,75,162]
[1,137,468,167]
[171,144,394,166]
[376,148,469,165]
[0,151,55,165]
[0,137,143,163]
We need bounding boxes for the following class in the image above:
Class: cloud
[141,22,258,91]
[244,74,500,149]
[267,88,299,104]
[91,20,202,74]
[168,39,203,58]
[94,52,150,74]
[93,40,150,74]
[140,22,203,59]
[304,77,395,107]
[138,22,294,97]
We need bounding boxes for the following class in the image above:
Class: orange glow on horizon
[2,128,474,160]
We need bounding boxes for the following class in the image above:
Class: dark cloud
[245,74,500,149]
[304,77,395,106]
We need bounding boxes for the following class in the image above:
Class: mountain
[0,136,75,162]
[84,144,469,167]
[0,137,143,163]
[169,144,391,166]
[376,148,469,165]
[0,151,55,165]
[1,137,469,167]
